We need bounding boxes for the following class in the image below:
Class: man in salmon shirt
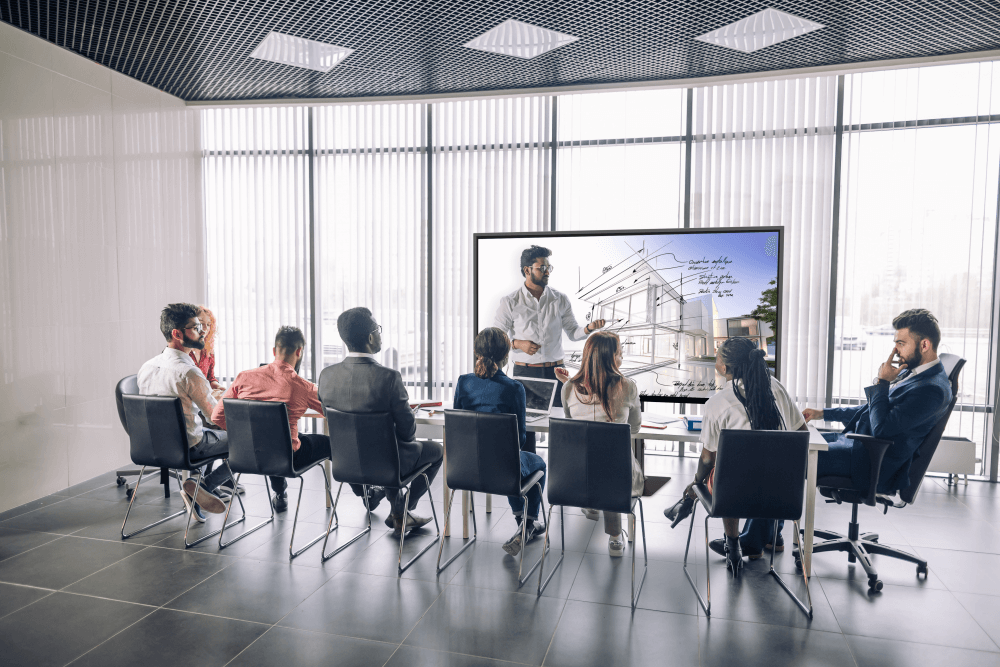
[211,326,385,513]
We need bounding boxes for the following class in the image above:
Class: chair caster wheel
[794,559,802,570]
[116,476,126,487]
[125,487,133,499]
[868,577,883,592]
[916,564,928,578]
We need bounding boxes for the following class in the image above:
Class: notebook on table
[514,378,559,423]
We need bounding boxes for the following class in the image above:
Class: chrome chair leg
[288,466,336,559]
[398,473,442,575]
[321,482,370,561]
[437,487,477,574]
[630,498,648,612]
[121,465,187,539]
[183,463,247,548]
[219,473,274,549]
[516,482,548,588]
[682,503,711,616]
[536,505,566,596]
[768,519,813,618]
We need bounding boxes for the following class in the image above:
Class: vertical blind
[202,106,313,381]
[314,103,429,399]
[834,63,1000,467]
[431,96,553,395]
[689,76,839,407]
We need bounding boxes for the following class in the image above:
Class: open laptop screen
[516,378,558,413]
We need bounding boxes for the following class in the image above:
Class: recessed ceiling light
[695,8,823,54]
[464,19,578,59]
[250,31,353,72]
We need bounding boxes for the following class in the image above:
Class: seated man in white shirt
[494,244,605,452]
[137,303,232,516]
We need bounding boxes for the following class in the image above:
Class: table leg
[462,491,469,538]
[324,461,332,509]
[486,494,492,513]
[443,434,450,538]
[803,449,818,579]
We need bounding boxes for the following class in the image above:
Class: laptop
[515,377,560,422]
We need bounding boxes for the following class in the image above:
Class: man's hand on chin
[877,348,907,383]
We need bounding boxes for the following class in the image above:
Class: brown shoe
[182,479,226,514]
[391,512,432,535]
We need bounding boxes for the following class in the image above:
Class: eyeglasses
[370,324,382,336]
[532,265,555,274]
[183,325,206,334]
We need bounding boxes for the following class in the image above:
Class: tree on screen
[748,278,778,344]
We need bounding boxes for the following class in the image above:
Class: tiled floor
[1,456,998,667]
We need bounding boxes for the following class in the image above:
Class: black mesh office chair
[114,375,180,499]
[436,410,547,585]
[217,399,334,557]
[321,408,440,574]
[799,353,966,593]
[684,429,813,618]
[538,418,647,611]
[121,395,247,547]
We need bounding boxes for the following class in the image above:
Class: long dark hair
[569,331,625,421]
[717,337,785,431]
[474,327,510,378]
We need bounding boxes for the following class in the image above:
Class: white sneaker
[608,534,625,557]
[581,508,600,521]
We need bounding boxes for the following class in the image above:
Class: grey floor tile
[68,608,269,667]
[543,600,700,667]
[846,634,1000,667]
[345,527,472,583]
[51,472,122,498]
[74,501,186,546]
[917,547,1000,596]
[822,577,998,652]
[567,553,700,616]
[0,526,63,562]
[403,585,566,666]
[0,535,144,589]
[149,505,314,556]
[386,645,531,667]
[0,582,53,618]
[0,497,121,535]
[165,558,334,624]
[889,514,1000,554]
[954,592,1000,650]
[76,482,138,503]
[0,591,153,667]
[486,508,597,553]
[229,626,398,667]
[698,617,857,667]
[0,495,72,523]
[279,571,444,643]
[65,545,234,605]
[448,541,584,599]
[243,520,388,568]
[890,491,979,521]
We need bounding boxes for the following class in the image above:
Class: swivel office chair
[798,353,966,593]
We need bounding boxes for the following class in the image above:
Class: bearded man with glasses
[137,303,233,516]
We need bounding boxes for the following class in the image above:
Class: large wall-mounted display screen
[474,228,784,404]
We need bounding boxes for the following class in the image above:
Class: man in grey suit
[318,307,443,534]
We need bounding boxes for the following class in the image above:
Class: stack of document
[641,415,681,429]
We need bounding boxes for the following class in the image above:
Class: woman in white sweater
[555,331,644,556]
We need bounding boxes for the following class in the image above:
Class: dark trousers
[190,430,234,491]
[269,433,330,496]
[507,451,547,520]
[740,432,855,551]
[512,364,564,454]
[390,440,444,514]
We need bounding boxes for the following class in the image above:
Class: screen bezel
[473,226,785,405]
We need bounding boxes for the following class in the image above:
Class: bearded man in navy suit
[802,309,953,495]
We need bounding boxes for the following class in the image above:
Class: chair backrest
[121,394,192,469]
[325,408,402,487]
[223,399,297,478]
[443,410,523,496]
[547,418,633,514]
[710,429,810,520]
[115,375,140,433]
[898,353,966,504]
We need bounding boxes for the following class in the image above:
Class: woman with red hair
[190,306,223,395]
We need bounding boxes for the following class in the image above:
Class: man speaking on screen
[494,244,606,452]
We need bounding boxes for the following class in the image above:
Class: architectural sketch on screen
[477,230,780,401]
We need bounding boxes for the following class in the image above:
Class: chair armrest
[692,483,713,513]
[844,432,892,506]
[519,470,545,497]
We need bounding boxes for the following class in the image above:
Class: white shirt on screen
[699,376,805,453]
[494,285,589,364]
[137,347,217,448]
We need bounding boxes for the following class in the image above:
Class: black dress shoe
[271,493,288,513]
[663,496,695,529]
[709,537,726,557]
[363,486,386,511]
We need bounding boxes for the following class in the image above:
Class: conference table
[315,409,829,577]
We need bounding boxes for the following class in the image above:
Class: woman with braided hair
[682,336,806,576]
[453,327,548,558]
